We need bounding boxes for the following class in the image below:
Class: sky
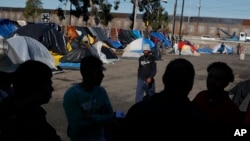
[1,0,250,19]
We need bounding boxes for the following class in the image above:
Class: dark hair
[163,58,195,93]
[207,62,234,82]
[13,60,52,95]
[80,56,104,77]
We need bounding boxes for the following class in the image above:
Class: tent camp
[59,40,119,70]
[121,38,155,59]
[0,36,57,72]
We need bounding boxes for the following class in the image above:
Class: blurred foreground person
[121,58,209,141]
[193,62,244,140]
[0,60,61,141]
[0,71,14,103]
[63,56,114,141]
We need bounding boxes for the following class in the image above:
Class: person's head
[13,60,53,105]
[162,58,195,96]
[206,62,234,93]
[142,44,151,56]
[80,56,105,91]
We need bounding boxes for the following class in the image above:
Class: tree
[143,6,169,31]
[23,0,43,22]
[57,0,113,26]
[139,0,168,31]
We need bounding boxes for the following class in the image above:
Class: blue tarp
[58,62,80,70]
[132,30,142,38]
[106,39,124,49]
[143,38,155,48]
[150,31,171,47]
[0,19,18,38]
[197,48,213,54]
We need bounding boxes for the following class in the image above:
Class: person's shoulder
[65,84,79,92]
[139,55,144,59]
[127,100,153,116]
[193,90,208,101]
[149,54,156,60]
[64,84,80,97]
[96,86,107,93]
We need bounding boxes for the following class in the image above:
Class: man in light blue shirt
[63,56,114,141]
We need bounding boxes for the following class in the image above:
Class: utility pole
[69,1,72,25]
[198,0,201,17]
[171,0,177,48]
[179,0,185,40]
[187,0,191,35]
[133,0,138,30]
[197,0,201,28]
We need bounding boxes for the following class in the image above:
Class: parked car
[200,35,216,40]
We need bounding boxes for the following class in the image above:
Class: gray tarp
[5,36,56,70]
[230,79,250,111]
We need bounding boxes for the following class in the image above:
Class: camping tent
[212,44,234,54]
[174,41,200,56]
[12,23,67,55]
[92,41,118,63]
[2,36,57,71]
[121,38,155,59]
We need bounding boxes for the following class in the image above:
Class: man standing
[63,56,114,141]
[236,43,242,55]
[220,42,225,54]
[135,44,157,103]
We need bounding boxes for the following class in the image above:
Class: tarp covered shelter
[0,36,57,72]
[58,42,97,69]
[230,79,250,112]
[12,23,67,55]
[150,31,171,47]
[0,19,19,38]
[89,27,108,41]
[92,41,118,63]
[118,29,137,46]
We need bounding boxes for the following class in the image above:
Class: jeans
[135,78,155,103]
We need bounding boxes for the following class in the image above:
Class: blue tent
[132,30,142,38]
[0,19,18,38]
[150,31,171,47]
[106,38,124,49]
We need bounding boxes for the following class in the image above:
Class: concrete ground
[44,53,250,141]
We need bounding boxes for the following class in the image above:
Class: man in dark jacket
[135,44,156,103]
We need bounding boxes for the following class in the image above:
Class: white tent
[121,38,154,59]
[92,41,119,64]
[173,43,200,56]
[212,44,234,54]
[92,41,109,64]
[0,36,57,72]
